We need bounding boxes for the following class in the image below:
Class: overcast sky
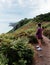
[0,0,50,34]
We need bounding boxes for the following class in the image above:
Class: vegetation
[9,18,33,32]
[43,30,50,39]
[0,35,34,65]
[0,12,50,65]
[9,12,50,33]
[34,12,50,22]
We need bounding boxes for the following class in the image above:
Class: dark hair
[38,23,41,27]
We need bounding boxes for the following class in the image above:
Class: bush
[43,30,50,39]
[28,35,38,44]
[0,39,34,65]
[0,33,16,41]
[26,29,34,35]
[0,53,8,65]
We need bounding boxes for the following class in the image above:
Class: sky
[0,0,50,34]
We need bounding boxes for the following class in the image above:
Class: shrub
[43,30,50,39]
[0,53,8,65]
[28,35,38,44]
[0,39,34,65]
[26,29,34,35]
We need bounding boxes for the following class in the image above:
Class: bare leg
[37,39,42,47]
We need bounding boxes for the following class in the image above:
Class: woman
[36,23,43,51]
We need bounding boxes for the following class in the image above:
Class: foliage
[0,37,34,65]
[34,12,50,22]
[9,18,33,32]
[8,12,50,34]
[0,53,8,65]
[43,30,50,39]
[1,12,50,65]
[28,35,38,44]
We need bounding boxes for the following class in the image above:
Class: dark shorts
[38,37,43,39]
[36,35,43,39]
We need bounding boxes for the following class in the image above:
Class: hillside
[9,18,33,33]
[8,20,50,39]
[34,12,50,22]
[9,12,50,33]
[0,12,50,65]
[0,21,37,65]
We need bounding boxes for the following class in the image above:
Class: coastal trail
[33,35,50,65]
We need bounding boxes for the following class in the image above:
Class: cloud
[0,13,20,23]
[17,0,25,7]
[37,0,50,13]
[0,0,50,33]
[0,0,50,21]
[27,0,50,17]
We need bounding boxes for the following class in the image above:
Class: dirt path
[34,35,50,65]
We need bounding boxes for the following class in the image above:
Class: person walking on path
[36,23,43,51]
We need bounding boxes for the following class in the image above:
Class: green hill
[0,12,50,65]
[9,12,50,33]
[9,18,33,33]
[34,12,50,22]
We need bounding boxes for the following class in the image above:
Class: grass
[0,21,50,65]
